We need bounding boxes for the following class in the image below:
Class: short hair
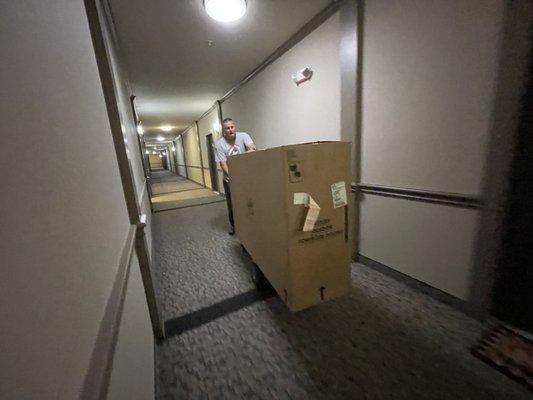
[222,118,234,124]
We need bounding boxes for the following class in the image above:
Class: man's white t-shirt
[214,132,253,163]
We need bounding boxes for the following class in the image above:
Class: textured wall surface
[358,0,504,299]
[0,1,130,398]
[222,12,341,150]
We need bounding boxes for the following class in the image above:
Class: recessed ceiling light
[204,0,246,23]
[157,136,165,141]
[160,125,172,132]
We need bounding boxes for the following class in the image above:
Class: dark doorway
[161,153,168,170]
[491,45,533,332]
[206,133,219,192]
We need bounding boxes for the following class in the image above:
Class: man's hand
[246,143,257,152]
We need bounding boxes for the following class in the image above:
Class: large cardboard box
[228,141,352,311]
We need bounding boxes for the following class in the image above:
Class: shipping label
[331,181,348,208]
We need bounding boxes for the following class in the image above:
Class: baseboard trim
[80,224,136,400]
[356,254,488,321]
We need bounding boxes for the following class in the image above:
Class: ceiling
[109,0,330,140]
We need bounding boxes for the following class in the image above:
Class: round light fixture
[204,0,246,22]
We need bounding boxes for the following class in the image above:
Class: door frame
[206,133,219,192]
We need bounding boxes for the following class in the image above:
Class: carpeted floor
[152,201,531,400]
[150,170,202,195]
[149,170,224,212]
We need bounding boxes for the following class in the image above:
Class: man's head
[222,118,236,141]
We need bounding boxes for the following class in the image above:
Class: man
[215,118,256,235]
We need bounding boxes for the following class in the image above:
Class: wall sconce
[292,67,313,86]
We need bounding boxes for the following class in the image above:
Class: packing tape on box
[294,193,321,232]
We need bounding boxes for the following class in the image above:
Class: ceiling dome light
[160,125,172,132]
[204,0,246,22]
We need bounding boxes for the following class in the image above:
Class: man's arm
[243,132,256,152]
[220,161,229,176]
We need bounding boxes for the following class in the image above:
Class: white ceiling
[109,0,330,139]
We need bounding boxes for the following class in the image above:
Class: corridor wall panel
[360,0,503,195]
[104,19,147,200]
[360,196,479,300]
[0,1,152,398]
[359,0,505,299]
[107,252,155,400]
[182,126,204,185]
[222,12,341,150]
[197,107,223,191]
[175,136,187,177]
[149,153,163,169]
[96,0,154,261]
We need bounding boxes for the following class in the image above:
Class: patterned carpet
[152,202,530,399]
[149,171,224,212]
[150,170,202,195]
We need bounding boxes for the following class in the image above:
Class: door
[491,59,533,332]
[206,133,219,192]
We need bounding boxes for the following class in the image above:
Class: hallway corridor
[152,203,530,400]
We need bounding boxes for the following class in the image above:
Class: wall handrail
[353,183,481,209]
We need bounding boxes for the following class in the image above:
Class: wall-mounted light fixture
[137,124,144,135]
[204,0,246,22]
[292,67,313,86]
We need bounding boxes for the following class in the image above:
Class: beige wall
[149,153,163,169]
[359,0,504,299]
[0,1,154,398]
[175,136,187,177]
[361,0,503,194]
[222,12,341,149]
[98,0,153,261]
[197,107,222,191]
[107,253,154,400]
[182,126,204,185]
[360,196,479,299]
[104,18,147,199]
